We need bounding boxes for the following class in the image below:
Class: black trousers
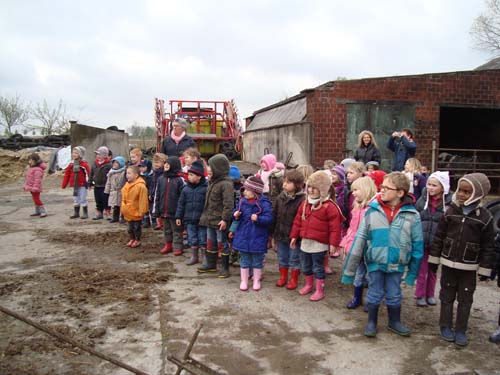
[439,265,476,332]
[128,220,142,241]
[94,187,110,212]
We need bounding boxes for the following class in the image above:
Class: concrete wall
[242,122,313,167]
[70,123,129,161]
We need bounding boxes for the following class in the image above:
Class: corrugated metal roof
[246,97,307,131]
[475,57,500,70]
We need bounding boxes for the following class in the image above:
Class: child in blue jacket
[342,172,423,338]
[176,160,208,266]
[232,176,273,292]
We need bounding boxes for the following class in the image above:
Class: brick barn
[243,67,500,187]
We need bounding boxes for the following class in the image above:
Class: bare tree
[0,95,30,136]
[471,0,500,55]
[29,99,67,135]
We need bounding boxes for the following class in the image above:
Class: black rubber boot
[81,206,89,219]
[364,304,379,337]
[197,251,217,273]
[110,207,120,223]
[186,247,199,266]
[218,254,230,278]
[387,305,411,337]
[70,206,80,219]
[347,286,363,309]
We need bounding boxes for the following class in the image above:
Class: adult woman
[354,130,381,165]
[161,118,196,157]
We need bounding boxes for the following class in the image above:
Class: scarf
[73,159,80,196]
[95,157,110,167]
[170,131,186,144]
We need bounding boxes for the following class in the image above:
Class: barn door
[346,103,415,171]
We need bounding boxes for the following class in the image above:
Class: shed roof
[246,96,307,132]
[475,57,500,70]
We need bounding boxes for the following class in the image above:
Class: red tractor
[154,99,243,160]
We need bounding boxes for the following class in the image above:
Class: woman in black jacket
[161,118,196,157]
[353,130,381,165]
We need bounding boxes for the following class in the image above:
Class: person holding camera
[387,128,416,172]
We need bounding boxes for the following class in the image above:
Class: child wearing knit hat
[414,171,452,307]
[290,170,344,302]
[90,146,112,220]
[62,146,91,219]
[231,175,273,291]
[429,172,496,347]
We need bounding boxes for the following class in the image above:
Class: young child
[232,176,273,291]
[272,169,305,290]
[129,148,142,167]
[342,172,423,337]
[175,160,208,265]
[323,160,337,170]
[366,161,380,172]
[428,172,495,346]
[330,165,346,219]
[404,157,427,201]
[295,164,314,187]
[268,162,285,208]
[139,159,154,228]
[290,171,343,302]
[23,153,47,218]
[121,165,149,248]
[340,176,377,309]
[105,156,126,223]
[151,153,167,230]
[62,146,91,219]
[90,146,112,220]
[229,165,243,267]
[490,232,500,344]
[414,171,451,307]
[182,147,201,178]
[155,156,185,255]
[198,154,234,277]
[420,165,430,179]
[258,153,277,194]
[344,161,366,222]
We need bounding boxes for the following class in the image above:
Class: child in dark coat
[151,153,167,230]
[90,146,112,220]
[176,160,208,266]
[429,173,496,347]
[155,156,185,255]
[139,159,154,228]
[490,232,500,344]
[232,176,273,291]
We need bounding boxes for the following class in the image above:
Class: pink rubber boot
[299,275,314,295]
[253,269,263,291]
[240,268,249,291]
[310,279,325,301]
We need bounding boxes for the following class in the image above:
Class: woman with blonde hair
[354,130,381,165]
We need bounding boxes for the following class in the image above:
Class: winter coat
[387,136,416,172]
[199,154,234,228]
[23,163,46,193]
[335,183,345,215]
[90,159,112,188]
[62,160,91,188]
[342,195,424,286]
[155,174,184,219]
[272,190,306,242]
[121,178,149,221]
[268,169,284,208]
[495,233,500,287]
[415,188,452,249]
[232,195,273,254]
[175,178,208,224]
[140,172,155,197]
[428,202,495,277]
[290,199,343,247]
[340,206,369,254]
[104,167,126,207]
[354,143,381,164]
[161,134,195,157]
[150,168,164,201]
[408,172,427,201]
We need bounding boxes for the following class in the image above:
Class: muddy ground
[0,175,499,375]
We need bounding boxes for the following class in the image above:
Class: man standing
[387,128,416,171]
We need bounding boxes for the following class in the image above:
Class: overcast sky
[0,0,493,131]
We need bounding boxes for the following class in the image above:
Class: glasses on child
[380,185,399,191]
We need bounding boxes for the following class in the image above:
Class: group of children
[24,145,500,347]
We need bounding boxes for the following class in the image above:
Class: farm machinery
[154,99,243,159]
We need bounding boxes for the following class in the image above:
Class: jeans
[186,223,207,248]
[366,271,403,306]
[300,250,326,279]
[353,261,369,288]
[277,240,301,269]
[207,227,229,256]
[163,217,184,250]
[240,252,265,269]
[415,250,437,299]
[73,186,88,206]
[128,220,142,240]
[93,186,110,212]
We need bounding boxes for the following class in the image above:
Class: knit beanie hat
[332,165,345,183]
[112,156,125,169]
[74,146,86,159]
[243,175,264,195]
[188,159,205,176]
[95,146,109,158]
[139,159,152,173]
[306,170,333,200]
[229,165,241,180]
[340,158,355,170]
[424,171,450,209]
[457,172,491,206]
[260,154,277,172]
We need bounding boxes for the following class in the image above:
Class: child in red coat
[290,170,344,302]
[62,146,91,219]
[23,153,47,217]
